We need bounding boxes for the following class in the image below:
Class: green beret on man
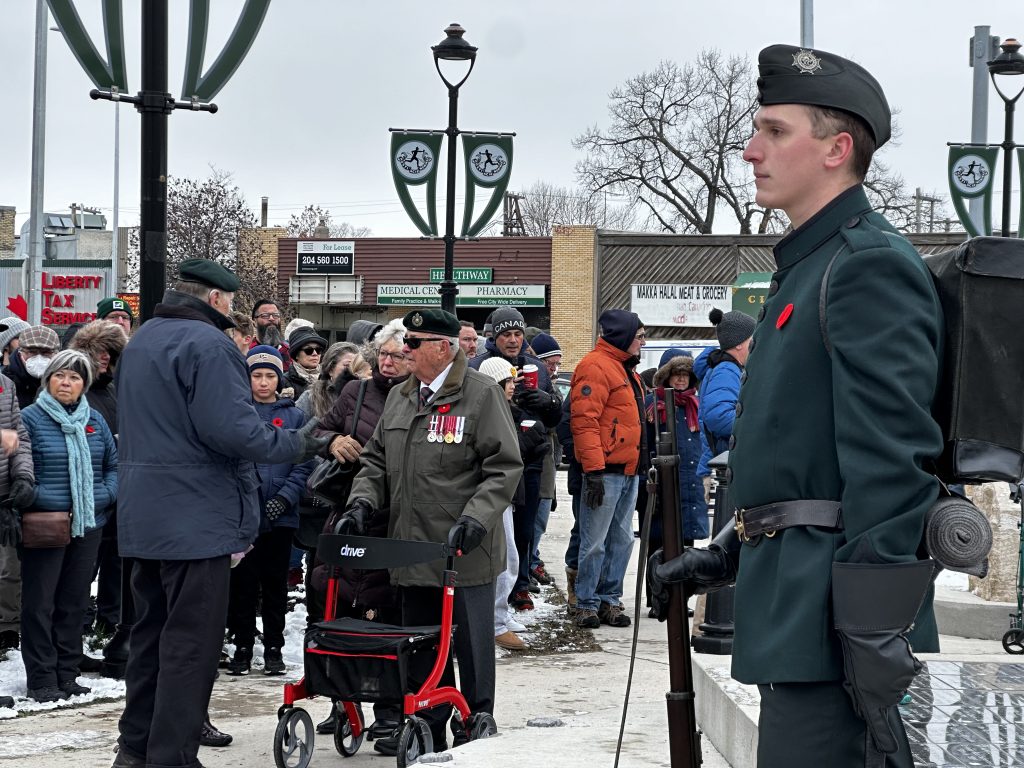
[403,308,461,337]
[756,44,891,147]
[97,296,134,320]
[178,258,241,292]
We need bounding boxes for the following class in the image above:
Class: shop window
[288,275,362,305]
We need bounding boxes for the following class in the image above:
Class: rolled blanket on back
[924,496,992,578]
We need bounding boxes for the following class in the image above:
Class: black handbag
[307,379,368,506]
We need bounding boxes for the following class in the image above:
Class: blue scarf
[36,390,95,537]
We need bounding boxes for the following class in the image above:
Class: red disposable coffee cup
[521,364,539,389]
[520,419,537,432]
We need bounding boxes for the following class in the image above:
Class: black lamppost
[987,38,1024,237]
[431,23,477,315]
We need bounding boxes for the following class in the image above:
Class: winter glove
[337,497,373,535]
[9,478,34,510]
[583,472,605,509]
[646,524,742,621]
[517,424,548,464]
[832,560,933,755]
[265,496,288,522]
[0,500,19,548]
[292,418,332,464]
[515,388,562,427]
[447,515,487,556]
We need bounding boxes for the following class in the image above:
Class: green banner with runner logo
[391,133,443,237]
[461,134,513,237]
[948,146,999,237]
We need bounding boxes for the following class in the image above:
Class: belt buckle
[734,510,750,542]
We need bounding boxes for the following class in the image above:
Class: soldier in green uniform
[649,45,943,767]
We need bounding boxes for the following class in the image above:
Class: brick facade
[0,206,16,255]
[550,225,597,368]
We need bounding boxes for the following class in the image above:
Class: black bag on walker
[923,237,1024,484]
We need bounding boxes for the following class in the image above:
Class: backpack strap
[818,245,847,357]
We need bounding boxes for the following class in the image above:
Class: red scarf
[649,387,700,432]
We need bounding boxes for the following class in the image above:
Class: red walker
[272,533,496,768]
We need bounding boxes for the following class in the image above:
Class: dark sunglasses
[298,346,322,356]
[405,336,447,350]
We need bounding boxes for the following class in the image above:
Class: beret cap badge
[792,49,823,74]
[412,313,423,327]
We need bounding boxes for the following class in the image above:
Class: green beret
[403,308,461,337]
[178,258,240,292]
[756,44,891,147]
[97,296,134,320]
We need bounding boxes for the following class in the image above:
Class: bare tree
[509,181,638,236]
[125,168,282,313]
[287,205,372,239]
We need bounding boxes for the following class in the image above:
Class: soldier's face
[743,104,837,227]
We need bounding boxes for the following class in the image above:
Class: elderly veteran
[342,308,522,754]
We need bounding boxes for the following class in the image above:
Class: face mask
[25,355,50,378]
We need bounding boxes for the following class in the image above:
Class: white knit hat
[478,357,516,385]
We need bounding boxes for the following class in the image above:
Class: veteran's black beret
[756,44,891,147]
[179,258,241,292]
[403,308,461,337]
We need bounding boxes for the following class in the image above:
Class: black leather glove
[516,388,561,427]
[292,419,332,464]
[646,524,741,621]
[0,500,19,548]
[9,478,34,510]
[338,497,372,535]
[833,560,933,755]
[265,495,288,522]
[583,472,605,509]
[447,515,487,556]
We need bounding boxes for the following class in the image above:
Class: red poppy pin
[776,303,794,329]
[85,425,95,434]
[437,404,452,414]
[272,417,284,427]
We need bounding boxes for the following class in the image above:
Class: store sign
[40,271,105,326]
[296,241,355,275]
[428,267,493,283]
[116,292,141,318]
[377,284,545,307]
[630,283,731,327]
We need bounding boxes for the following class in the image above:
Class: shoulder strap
[349,379,369,437]
[818,244,849,357]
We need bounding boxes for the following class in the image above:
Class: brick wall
[550,225,597,369]
[0,206,16,254]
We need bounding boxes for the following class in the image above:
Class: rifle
[655,390,702,767]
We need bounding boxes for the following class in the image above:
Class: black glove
[832,560,933,755]
[516,388,561,427]
[0,500,19,548]
[646,525,741,621]
[583,472,605,509]
[265,495,288,522]
[9,478,34,510]
[292,419,332,464]
[338,497,372,535]
[447,515,487,556]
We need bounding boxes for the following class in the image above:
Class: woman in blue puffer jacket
[20,350,117,703]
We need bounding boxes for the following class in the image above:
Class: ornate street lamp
[432,23,477,315]
[987,38,1024,237]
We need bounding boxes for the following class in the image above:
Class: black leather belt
[734,500,843,542]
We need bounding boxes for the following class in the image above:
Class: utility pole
[28,0,48,325]
[913,188,941,233]
[502,191,525,236]
[800,0,814,48]
[969,28,999,232]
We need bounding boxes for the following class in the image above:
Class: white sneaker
[505,611,526,633]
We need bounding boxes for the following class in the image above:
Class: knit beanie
[530,332,562,359]
[247,345,284,381]
[0,318,31,353]
[284,317,314,340]
[709,309,755,351]
[42,349,94,391]
[490,307,526,336]
[478,357,516,385]
[599,309,643,352]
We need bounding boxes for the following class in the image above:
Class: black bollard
[692,451,735,654]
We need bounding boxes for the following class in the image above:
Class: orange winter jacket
[570,339,644,475]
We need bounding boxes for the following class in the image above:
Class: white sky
[1,1,1022,237]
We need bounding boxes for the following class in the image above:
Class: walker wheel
[274,707,314,768]
[1003,628,1024,654]
[334,705,364,757]
[469,712,498,740]
[396,716,433,768]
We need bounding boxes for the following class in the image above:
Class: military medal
[444,415,455,444]
[427,414,439,442]
[454,416,465,444]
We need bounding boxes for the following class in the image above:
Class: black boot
[316,702,339,734]
[102,624,132,679]
[200,714,233,747]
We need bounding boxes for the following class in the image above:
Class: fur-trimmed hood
[70,319,128,371]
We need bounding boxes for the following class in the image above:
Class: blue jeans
[575,473,638,612]
[531,497,552,570]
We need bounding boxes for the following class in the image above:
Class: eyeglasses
[405,336,447,350]
[298,346,322,356]
[635,333,647,341]
[378,350,407,362]
[255,312,281,320]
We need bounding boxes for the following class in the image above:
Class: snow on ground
[935,569,970,591]
[0,644,125,719]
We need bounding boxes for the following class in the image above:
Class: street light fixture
[432,23,477,315]
[987,38,1024,237]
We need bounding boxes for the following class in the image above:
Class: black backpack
[820,236,1024,485]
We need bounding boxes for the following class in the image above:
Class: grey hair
[373,318,407,351]
[42,348,94,391]
[446,338,459,360]
[173,280,213,300]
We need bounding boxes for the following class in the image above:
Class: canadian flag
[6,296,27,321]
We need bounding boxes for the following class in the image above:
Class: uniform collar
[773,185,871,271]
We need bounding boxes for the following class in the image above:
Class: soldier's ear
[823,131,855,172]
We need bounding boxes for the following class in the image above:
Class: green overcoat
[728,185,944,685]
